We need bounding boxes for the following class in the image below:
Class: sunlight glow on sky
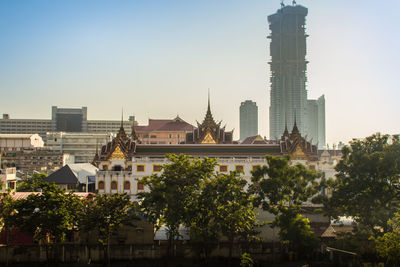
[1,0,399,145]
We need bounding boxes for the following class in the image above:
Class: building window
[136,165,145,172]
[137,183,144,191]
[252,165,260,171]
[143,134,149,138]
[111,181,118,190]
[153,165,162,172]
[235,165,244,172]
[150,135,157,138]
[113,165,122,171]
[98,181,105,190]
[123,181,130,190]
[219,165,228,172]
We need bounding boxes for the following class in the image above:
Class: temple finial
[207,88,211,113]
[291,109,299,134]
[121,108,124,128]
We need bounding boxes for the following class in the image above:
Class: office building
[268,3,326,148]
[0,107,137,141]
[240,100,258,141]
[46,132,113,164]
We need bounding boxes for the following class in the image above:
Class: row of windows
[219,165,260,173]
[98,180,144,191]
[102,164,162,172]
[101,164,258,173]
[138,134,181,139]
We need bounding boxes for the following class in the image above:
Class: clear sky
[1,0,399,146]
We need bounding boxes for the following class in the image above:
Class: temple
[185,96,234,144]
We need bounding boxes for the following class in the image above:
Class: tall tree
[190,171,260,262]
[138,154,217,257]
[251,155,320,256]
[79,193,135,267]
[323,133,400,235]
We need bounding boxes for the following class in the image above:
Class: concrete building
[240,100,258,141]
[0,107,136,141]
[0,149,64,177]
[268,3,326,148]
[46,132,113,164]
[0,134,44,152]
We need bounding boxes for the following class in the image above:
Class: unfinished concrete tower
[268,4,308,140]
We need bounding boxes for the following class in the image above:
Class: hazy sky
[1,0,399,146]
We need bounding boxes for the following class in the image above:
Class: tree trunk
[104,231,111,267]
[5,227,9,266]
[229,236,234,263]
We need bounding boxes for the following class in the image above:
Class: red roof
[7,192,94,200]
[136,117,193,132]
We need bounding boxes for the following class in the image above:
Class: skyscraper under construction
[268,2,325,148]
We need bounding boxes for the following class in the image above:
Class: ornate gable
[110,145,126,160]
[280,119,318,161]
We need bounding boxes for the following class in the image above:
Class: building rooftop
[0,134,38,138]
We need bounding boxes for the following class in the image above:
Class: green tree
[12,182,82,261]
[323,133,400,235]
[138,154,216,257]
[251,155,320,257]
[375,212,400,266]
[0,190,17,266]
[190,171,260,262]
[16,172,46,192]
[79,193,135,267]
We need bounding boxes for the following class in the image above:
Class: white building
[46,132,113,164]
[0,134,44,152]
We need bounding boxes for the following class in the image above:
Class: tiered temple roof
[185,96,234,144]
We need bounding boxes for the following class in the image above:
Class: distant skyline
[1,0,399,146]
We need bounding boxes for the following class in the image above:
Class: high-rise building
[240,100,258,141]
[268,3,326,148]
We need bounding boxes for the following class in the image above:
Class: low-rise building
[45,163,98,191]
[0,134,44,152]
[135,116,194,144]
[0,149,64,177]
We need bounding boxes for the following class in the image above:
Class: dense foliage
[323,134,400,235]
[251,155,320,256]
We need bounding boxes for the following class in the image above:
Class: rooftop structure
[185,95,234,144]
[135,116,194,144]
